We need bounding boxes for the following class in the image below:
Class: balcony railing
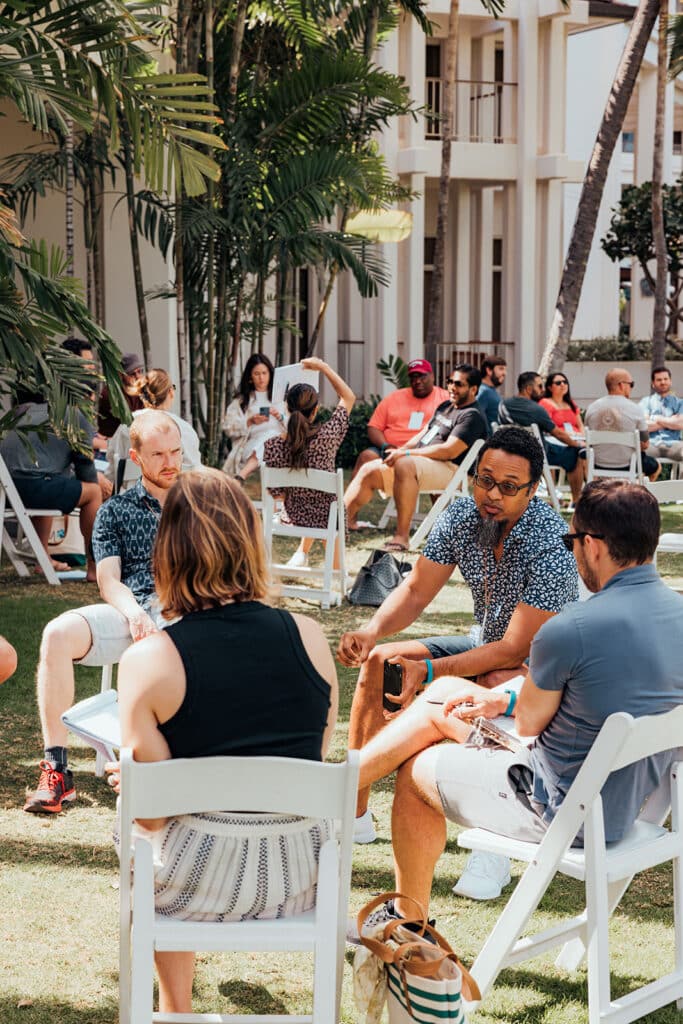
[425,78,517,144]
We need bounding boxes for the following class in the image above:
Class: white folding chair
[647,479,683,505]
[408,439,485,549]
[584,428,644,484]
[0,452,60,584]
[457,705,683,1023]
[118,749,359,1024]
[261,467,347,609]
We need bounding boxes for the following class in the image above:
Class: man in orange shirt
[350,359,448,492]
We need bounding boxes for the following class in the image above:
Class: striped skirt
[118,811,333,922]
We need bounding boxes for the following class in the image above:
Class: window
[674,130,682,156]
[622,131,635,154]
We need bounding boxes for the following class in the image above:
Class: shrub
[316,399,379,468]
[566,337,683,361]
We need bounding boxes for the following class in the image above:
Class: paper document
[272,364,320,406]
[61,689,121,762]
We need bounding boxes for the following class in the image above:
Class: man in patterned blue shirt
[24,411,183,815]
[338,427,578,845]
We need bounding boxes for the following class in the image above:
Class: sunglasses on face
[473,472,533,497]
[551,379,568,386]
[562,531,605,552]
[447,379,468,387]
[623,380,635,388]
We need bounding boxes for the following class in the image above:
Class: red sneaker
[24,760,76,814]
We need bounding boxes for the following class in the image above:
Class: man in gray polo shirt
[354,480,683,918]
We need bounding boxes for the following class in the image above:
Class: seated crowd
[3,348,683,1017]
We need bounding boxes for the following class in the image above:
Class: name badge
[408,411,424,430]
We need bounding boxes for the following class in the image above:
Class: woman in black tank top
[113,469,339,1016]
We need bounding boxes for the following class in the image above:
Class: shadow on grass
[0,996,117,1024]
[218,980,288,1014]
[0,835,118,870]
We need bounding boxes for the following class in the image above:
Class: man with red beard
[24,412,182,814]
[338,427,578,874]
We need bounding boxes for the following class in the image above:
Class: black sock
[45,746,68,771]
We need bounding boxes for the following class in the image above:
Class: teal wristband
[503,689,517,717]
[424,659,433,686]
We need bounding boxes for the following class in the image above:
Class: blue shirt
[91,480,160,610]
[476,383,502,432]
[639,391,683,446]
[423,497,578,643]
[529,564,683,842]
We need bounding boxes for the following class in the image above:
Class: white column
[478,188,494,341]
[455,183,471,342]
[515,0,538,369]
[406,14,426,150]
[406,174,426,361]
[373,26,400,383]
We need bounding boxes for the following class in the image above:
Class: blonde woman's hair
[133,368,174,408]
[154,469,270,618]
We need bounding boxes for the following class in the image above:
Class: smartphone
[383,661,404,713]
[259,406,270,416]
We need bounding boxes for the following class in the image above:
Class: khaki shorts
[379,456,456,495]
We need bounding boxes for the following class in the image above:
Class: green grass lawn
[2,496,683,1024]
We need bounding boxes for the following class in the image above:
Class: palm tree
[538,0,660,375]
[651,0,668,369]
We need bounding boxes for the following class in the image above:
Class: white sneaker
[285,549,308,568]
[452,852,511,900]
[353,809,377,844]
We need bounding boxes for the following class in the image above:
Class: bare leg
[36,611,93,748]
[567,462,584,503]
[31,515,69,570]
[156,951,195,1014]
[392,748,447,916]
[359,677,471,794]
[237,453,260,481]
[351,448,383,481]
[390,459,419,548]
[76,481,102,580]
[348,640,433,816]
[344,461,385,528]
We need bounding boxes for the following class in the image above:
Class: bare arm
[649,413,683,430]
[367,426,391,450]
[291,613,339,758]
[406,436,467,462]
[301,357,355,413]
[515,672,563,737]
[118,632,186,829]
[550,426,581,447]
[96,556,157,641]
[337,556,453,666]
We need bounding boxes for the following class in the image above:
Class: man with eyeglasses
[584,367,660,480]
[338,427,578,864]
[350,480,683,924]
[344,364,488,552]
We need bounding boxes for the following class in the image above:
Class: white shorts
[72,603,165,667]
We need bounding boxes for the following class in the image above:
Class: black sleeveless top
[159,602,331,762]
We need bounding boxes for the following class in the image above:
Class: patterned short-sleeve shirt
[423,496,579,642]
[91,479,161,610]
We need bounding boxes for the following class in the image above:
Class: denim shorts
[14,473,82,514]
[421,634,475,659]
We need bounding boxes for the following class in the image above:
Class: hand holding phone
[383,661,404,713]
[259,406,270,416]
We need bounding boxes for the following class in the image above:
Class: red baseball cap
[407,358,433,376]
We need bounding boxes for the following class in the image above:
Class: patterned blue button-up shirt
[423,496,579,643]
[92,480,161,610]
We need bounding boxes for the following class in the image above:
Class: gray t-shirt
[584,395,649,468]
[528,564,683,842]
[0,402,97,483]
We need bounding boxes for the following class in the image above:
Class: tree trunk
[65,118,75,277]
[538,0,660,376]
[425,0,458,369]
[121,113,152,369]
[651,0,668,369]
[204,0,218,460]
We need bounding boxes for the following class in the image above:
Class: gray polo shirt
[529,564,683,842]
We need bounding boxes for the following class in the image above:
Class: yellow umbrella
[346,209,413,243]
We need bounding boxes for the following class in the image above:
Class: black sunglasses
[562,531,605,552]
[447,378,468,387]
[551,378,568,385]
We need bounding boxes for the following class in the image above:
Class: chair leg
[584,828,612,1022]
[312,841,339,1024]
[130,839,156,1024]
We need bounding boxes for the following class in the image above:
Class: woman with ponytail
[264,358,354,567]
